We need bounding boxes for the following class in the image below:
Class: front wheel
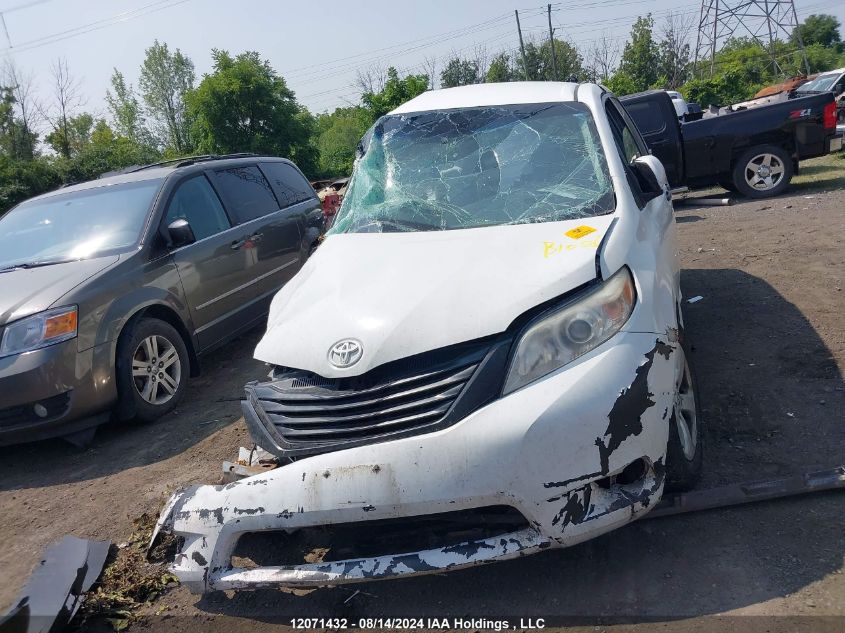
[731,145,793,199]
[116,318,189,423]
[665,344,703,492]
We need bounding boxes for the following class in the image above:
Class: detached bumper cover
[156,331,680,592]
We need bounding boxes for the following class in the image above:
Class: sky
[0,0,843,124]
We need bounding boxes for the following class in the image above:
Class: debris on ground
[73,513,178,632]
[0,535,109,633]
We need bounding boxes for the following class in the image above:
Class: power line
[1,0,192,54]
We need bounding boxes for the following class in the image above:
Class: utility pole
[515,9,529,80]
[547,4,558,80]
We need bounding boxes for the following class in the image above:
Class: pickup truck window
[329,102,614,233]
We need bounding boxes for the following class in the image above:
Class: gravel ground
[0,156,843,631]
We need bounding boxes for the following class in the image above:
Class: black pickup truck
[621,90,841,198]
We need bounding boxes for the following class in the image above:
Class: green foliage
[441,57,480,88]
[361,67,429,119]
[538,38,585,80]
[106,69,150,146]
[0,155,61,213]
[139,40,195,153]
[185,49,317,174]
[486,53,515,82]
[605,72,640,96]
[792,14,841,49]
[45,113,94,157]
[0,86,36,160]
[618,15,661,91]
[314,106,371,177]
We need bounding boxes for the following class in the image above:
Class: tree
[2,60,39,159]
[314,106,371,176]
[658,12,693,89]
[792,14,841,49]
[41,58,84,159]
[486,52,515,83]
[440,57,479,88]
[617,15,661,92]
[139,40,195,153]
[45,112,94,157]
[587,34,619,83]
[185,50,316,173]
[539,38,585,80]
[361,67,429,119]
[106,69,149,145]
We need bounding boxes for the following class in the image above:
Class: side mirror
[631,154,669,200]
[167,219,196,248]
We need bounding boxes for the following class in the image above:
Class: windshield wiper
[0,258,76,273]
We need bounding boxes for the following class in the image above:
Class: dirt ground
[0,155,843,631]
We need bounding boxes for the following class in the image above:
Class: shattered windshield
[329,102,614,234]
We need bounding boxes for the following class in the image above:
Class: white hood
[255,216,614,378]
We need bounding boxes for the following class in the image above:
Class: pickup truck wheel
[732,145,793,199]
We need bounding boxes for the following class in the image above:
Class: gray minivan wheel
[117,318,189,423]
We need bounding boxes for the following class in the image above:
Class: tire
[116,318,190,423]
[665,341,703,492]
[731,144,793,199]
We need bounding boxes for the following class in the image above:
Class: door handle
[231,233,263,250]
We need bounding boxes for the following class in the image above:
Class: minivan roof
[25,155,289,202]
[391,81,588,115]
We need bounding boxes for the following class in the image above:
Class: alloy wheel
[132,335,181,405]
[744,153,785,191]
[675,354,698,460]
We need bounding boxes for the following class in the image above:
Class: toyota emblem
[328,339,363,368]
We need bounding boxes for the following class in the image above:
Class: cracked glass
[329,102,614,234]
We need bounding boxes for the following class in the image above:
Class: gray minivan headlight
[0,306,78,358]
[503,268,636,395]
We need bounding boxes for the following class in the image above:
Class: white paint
[158,82,689,592]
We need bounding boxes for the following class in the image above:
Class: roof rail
[127,153,261,173]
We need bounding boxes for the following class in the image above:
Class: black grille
[0,391,72,429]
[247,338,506,457]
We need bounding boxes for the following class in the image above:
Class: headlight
[503,268,635,394]
[0,306,78,359]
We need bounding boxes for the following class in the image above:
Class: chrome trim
[195,259,298,311]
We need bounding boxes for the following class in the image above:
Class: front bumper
[157,331,680,592]
[0,338,114,444]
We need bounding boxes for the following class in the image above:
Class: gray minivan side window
[164,175,231,241]
[260,161,314,208]
[213,165,279,224]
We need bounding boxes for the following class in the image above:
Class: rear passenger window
[260,162,314,208]
[213,165,279,224]
[164,176,230,241]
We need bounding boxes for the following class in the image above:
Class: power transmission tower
[694,0,810,78]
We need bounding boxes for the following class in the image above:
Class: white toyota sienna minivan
[157,82,703,593]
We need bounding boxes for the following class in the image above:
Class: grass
[791,152,845,193]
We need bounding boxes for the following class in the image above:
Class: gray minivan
[0,154,323,445]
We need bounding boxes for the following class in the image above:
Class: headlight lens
[503,268,635,394]
[0,306,78,358]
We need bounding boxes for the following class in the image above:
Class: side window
[260,162,314,208]
[164,175,230,242]
[213,165,279,224]
[605,100,645,164]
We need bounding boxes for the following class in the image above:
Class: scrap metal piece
[0,536,110,633]
[648,465,845,519]
[221,445,279,483]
